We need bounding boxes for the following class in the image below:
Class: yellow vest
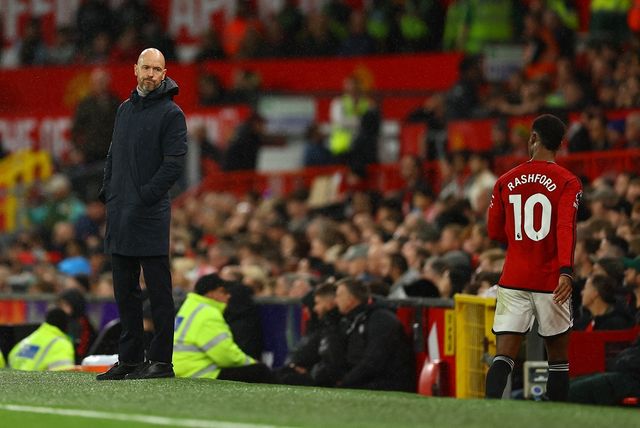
[173,293,255,379]
[591,0,631,11]
[329,96,371,155]
[465,0,514,54]
[8,323,74,371]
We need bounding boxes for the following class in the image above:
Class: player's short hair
[336,277,370,304]
[532,114,566,152]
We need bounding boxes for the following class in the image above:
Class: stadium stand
[1,0,640,403]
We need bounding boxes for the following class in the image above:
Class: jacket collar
[130,76,179,105]
[40,322,68,338]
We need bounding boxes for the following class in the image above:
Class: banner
[0,106,248,160]
[0,54,461,117]
[0,0,80,45]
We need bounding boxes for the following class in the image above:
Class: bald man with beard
[97,48,187,380]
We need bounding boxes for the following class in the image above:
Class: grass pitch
[0,370,638,428]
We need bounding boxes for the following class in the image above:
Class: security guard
[329,76,371,157]
[173,274,273,383]
[9,308,75,371]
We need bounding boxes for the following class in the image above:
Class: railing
[183,149,640,201]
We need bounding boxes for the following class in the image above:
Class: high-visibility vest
[8,323,74,371]
[173,293,255,379]
[591,0,632,12]
[465,0,514,54]
[329,96,371,155]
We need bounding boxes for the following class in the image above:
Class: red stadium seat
[418,359,449,396]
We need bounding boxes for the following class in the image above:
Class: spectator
[109,25,142,64]
[297,12,339,57]
[302,123,333,167]
[569,334,640,405]
[197,73,227,106]
[348,104,381,177]
[76,0,115,50]
[279,281,346,386]
[328,75,373,159]
[17,18,47,66]
[335,278,416,391]
[58,240,91,277]
[463,152,497,215]
[338,10,376,56]
[383,252,421,299]
[46,26,77,65]
[71,68,121,164]
[405,93,448,161]
[56,288,97,363]
[29,175,86,235]
[624,111,640,148]
[222,112,266,171]
[8,308,74,371]
[445,55,483,119]
[574,274,635,331]
[222,1,261,58]
[623,255,640,324]
[225,277,264,360]
[74,200,106,242]
[141,17,177,62]
[194,30,226,62]
[173,274,274,383]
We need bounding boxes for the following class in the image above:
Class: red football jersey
[487,160,582,293]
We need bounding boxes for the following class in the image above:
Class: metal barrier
[454,294,497,398]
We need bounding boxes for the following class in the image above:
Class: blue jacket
[101,77,187,256]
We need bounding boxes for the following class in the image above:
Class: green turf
[0,370,638,428]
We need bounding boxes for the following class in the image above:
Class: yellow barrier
[0,150,53,231]
[454,294,497,398]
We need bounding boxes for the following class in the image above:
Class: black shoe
[125,361,175,380]
[96,362,144,381]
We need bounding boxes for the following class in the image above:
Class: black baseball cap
[194,274,232,295]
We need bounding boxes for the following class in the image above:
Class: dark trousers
[569,372,640,405]
[218,363,275,384]
[111,254,174,364]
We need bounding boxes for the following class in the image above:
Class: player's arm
[486,180,507,243]
[554,177,582,304]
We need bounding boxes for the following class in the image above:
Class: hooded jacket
[173,292,255,379]
[101,77,187,256]
[340,303,416,392]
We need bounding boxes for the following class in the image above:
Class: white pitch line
[0,404,291,428]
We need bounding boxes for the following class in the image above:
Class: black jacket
[71,93,121,163]
[222,122,262,171]
[224,282,263,360]
[101,77,187,256]
[340,304,416,392]
[574,305,635,331]
[613,337,640,377]
[290,308,347,387]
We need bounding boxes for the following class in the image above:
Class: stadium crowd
[1,0,640,402]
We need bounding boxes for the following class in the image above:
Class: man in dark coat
[97,48,187,381]
[335,278,416,392]
[569,335,640,405]
[278,282,347,387]
[222,112,265,171]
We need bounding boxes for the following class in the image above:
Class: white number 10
[508,193,552,241]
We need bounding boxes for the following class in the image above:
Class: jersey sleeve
[487,180,507,243]
[556,177,582,277]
